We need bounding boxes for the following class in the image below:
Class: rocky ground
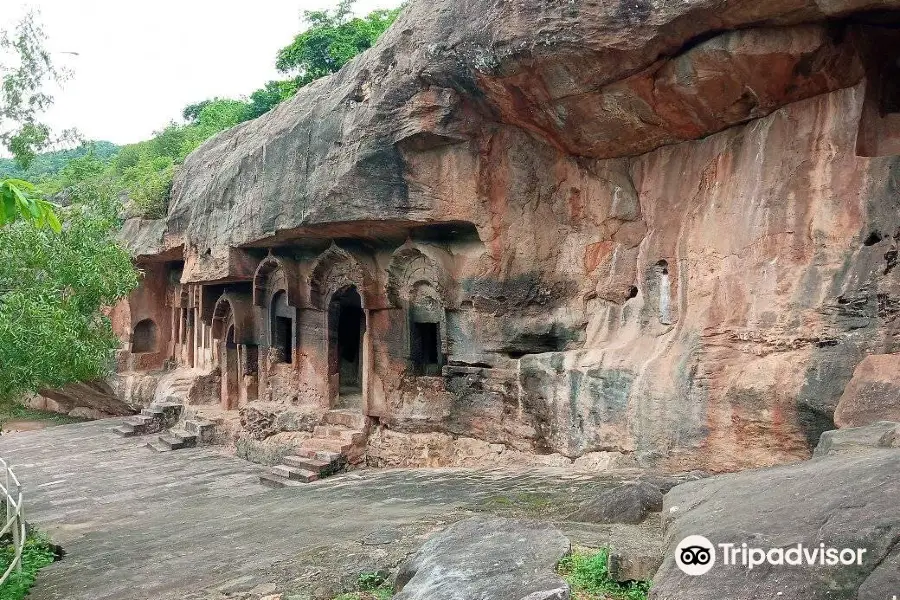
[0,420,662,600]
[5,419,897,600]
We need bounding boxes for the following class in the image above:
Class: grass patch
[332,571,392,600]
[0,530,58,600]
[558,547,650,600]
[0,405,88,428]
[479,492,554,516]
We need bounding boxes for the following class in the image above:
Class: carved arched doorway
[328,286,365,409]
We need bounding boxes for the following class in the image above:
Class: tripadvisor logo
[674,535,869,576]
[675,535,716,576]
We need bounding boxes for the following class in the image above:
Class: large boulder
[651,450,900,599]
[393,516,570,600]
[834,354,900,428]
[569,481,664,525]
[36,380,134,418]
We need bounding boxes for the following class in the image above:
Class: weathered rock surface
[35,381,134,418]
[652,450,900,599]
[114,0,900,472]
[834,354,900,427]
[394,516,570,600]
[813,421,899,457]
[569,481,663,524]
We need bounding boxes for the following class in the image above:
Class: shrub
[0,530,58,600]
[557,548,650,600]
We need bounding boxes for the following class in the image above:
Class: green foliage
[276,0,401,82]
[557,548,650,600]
[0,530,57,600]
[246,79,301,119]
[331,572,393,599]
[0,404,88,427]
[245,0,401,117]
[5,1,403,220]
[122,159,174,219]
[0,142,119,181]
[0,178,60,231]
[0,191,139,401]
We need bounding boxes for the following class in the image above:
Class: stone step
[112,425,137,437]
[322,410,367,430]
[183,419,217,443]
[146,440,172,453]
[299,438,350,455]
[154,431,197,451]
[271,465,318,483]
[258,473,306,489]
[281,455,332,475]
[312,425,365,444]
[127,414,153,425]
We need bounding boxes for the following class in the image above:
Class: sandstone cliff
[119,0,900,472]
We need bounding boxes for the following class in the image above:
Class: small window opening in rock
[656,260,672,325]
[505,351,528,359]
[864,231,884,246]
[132,319,159,353]
[626,286,638,300]
[411,322,441,376]
[274,317,293,364]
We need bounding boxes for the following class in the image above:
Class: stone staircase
[147,418,217,453]
[112,403,182,437]
[259,409,367,488]
[165,372,194,400]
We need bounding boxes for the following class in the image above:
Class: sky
[17,0,401,146]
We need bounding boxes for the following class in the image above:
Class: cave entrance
[328,286,365,409]
[223,324,239,410]
[132,319,159,354]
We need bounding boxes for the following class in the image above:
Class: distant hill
[0,141,120,181]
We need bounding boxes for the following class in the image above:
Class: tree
[247,79,301,119]
[0,192,139,401]
[0,11,138,403]
[0,178,60,231]
[276,0,401,84]
[1,10,72,229]
[244,1,401,117]
[0,10,73,170]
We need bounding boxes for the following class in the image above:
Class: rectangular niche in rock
[274,316,293,364]
[412,322,441,376]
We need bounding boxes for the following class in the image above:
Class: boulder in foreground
[394,516,570,600]
[652,450,900,599]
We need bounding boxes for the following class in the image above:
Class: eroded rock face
[653,450,900,599]
[394,517,571,600]
[113,0,900,471]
